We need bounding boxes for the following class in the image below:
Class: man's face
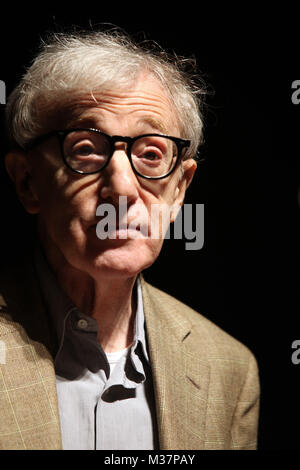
[19,72,196,280]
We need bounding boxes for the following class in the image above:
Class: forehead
[53,72,180,135]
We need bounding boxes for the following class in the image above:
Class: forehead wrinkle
[67,114,169,135]
[90,83,180,133]
[89,84,174,113]
[60,94,170,117]
[92,98,172,120]
[54,84,179,134]
[62,102,174,131]
[95,86,170,102]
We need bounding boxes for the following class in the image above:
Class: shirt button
[77,318,88,330]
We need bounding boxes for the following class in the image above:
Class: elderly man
[0,30,259,450]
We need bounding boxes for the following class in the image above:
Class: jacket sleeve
[230,352,260,449]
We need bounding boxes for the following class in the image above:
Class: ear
[170,159,197,222]
[5,151,40,214]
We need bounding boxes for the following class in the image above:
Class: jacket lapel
[141,278,210,450]
[0,255,62,450]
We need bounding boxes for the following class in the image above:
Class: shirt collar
[34,243,149,379]
[34,244,74,347]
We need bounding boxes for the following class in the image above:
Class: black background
[0,7,299,450]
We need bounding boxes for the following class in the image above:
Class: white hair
[5,29,207,159]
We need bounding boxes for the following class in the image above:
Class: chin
[88,238,162,279]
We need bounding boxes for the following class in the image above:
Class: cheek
[141,179,180,233]
[141,173,179,206]
[37,168,99,220]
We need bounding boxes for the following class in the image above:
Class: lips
[97,220,149,238]
[108,227,148,239]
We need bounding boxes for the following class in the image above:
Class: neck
[39,238,138,353]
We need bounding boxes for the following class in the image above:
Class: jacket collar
[141,276,210,450]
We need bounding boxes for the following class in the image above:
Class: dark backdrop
[0,8,298,450]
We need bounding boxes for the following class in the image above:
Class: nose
[99,146,140,204]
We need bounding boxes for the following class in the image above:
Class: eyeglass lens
[63,130,178,177]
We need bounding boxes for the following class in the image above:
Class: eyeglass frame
[25,128,191,180]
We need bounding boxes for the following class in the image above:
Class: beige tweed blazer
[0,256,260,450]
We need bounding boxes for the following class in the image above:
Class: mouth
[83,209,167,241]
[107,227,148,239]
[95,221,149,240]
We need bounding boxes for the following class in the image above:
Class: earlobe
[5,151,40,214]
[170,200,182,223]
[183,158,197,190]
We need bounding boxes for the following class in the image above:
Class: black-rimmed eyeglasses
[26,128,191,180]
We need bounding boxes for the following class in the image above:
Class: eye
[137,143,164,161]
[72,143,96,157]
[141,150,161,161]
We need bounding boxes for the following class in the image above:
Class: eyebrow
[138,117,169,135]
[66,116,97,129]
[65,115,169,136]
